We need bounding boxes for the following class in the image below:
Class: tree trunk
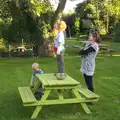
[51,0,67,27]
[33,38,52,57]
[11,0,67,57]
[37,44,45,57]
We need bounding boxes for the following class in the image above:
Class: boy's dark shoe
[35,92,44,100]
[87,102,93,105]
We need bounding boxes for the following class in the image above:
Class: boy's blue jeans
[31,84,43,99]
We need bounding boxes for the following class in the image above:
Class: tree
[0,0,11,22]
[51,0,67,27]
[75,0,120,35]
[0,0,68,56]
[113,22,120,42]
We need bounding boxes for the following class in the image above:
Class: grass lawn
[1,42,120,120]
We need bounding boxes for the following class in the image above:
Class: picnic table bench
[18,73,99,119]
[98,44,115,56]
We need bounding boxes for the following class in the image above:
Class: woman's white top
[80,42,99,76]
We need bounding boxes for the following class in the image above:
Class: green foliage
[0,18,10,43]
[75,0,120,35]
[85,3,97,18]
[30,0,52,16]
[0,0,55,45]
[0,38,7,52]
[74,17,80,33]
[74,17,80,40]
[106,0,120,19]
[0,0,11,21]
[113,22,120,42]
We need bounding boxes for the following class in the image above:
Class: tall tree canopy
[75,0,120,34]
[0,0,67,56]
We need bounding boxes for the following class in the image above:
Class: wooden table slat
[36,74,80,87]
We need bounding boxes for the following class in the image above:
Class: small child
[30,63,44,99]
[54,20,67,73]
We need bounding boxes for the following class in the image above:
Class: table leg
[32,81,42,94]
[57,90,64,100]
[72,88,91,114]
[31,89,51,119]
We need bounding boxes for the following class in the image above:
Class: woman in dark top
[80,31,100,92]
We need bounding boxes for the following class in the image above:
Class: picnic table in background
[79,41,115,56]
[18,73,99,119]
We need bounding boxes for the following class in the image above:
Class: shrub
[113,22,120,42]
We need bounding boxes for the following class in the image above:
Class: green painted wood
[67,76,80,84]
[18,74,100,118]
[24,98,98,106]
[23,87,35,103]
[33,82,42,93]
[19,87,29,103]
[72,88,91,114]
[57,90,64,100]
[36,74,49,86]
[31,89,51,119]
[18,87,37,103]
[24,87,36,103]
[31,106,42,119]
[78,86,100,99]
[45,86,77,90]
[36,74,80,87]
[18,87,27,103]
[40,89,51,101]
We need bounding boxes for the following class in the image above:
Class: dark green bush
[113,22,120,42]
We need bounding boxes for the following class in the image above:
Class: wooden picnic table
[18,73,99,119]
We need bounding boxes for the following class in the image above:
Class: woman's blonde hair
[59,20,67,31]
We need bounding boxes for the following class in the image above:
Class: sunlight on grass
[0,57,120,120]
[1,40,120,120]
[101,77,120,80]
[112,54,120,56]
[104,54,120,56]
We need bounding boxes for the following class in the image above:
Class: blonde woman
[54,20,67,73]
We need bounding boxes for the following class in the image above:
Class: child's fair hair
[32,63,39,70]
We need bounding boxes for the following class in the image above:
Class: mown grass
[0,37,120,120]
[0,51,120,120]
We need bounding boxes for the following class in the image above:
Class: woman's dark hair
[89,28,100,43]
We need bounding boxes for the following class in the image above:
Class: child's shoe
[35,92,44,100]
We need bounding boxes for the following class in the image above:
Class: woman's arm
[79,47,95,56]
